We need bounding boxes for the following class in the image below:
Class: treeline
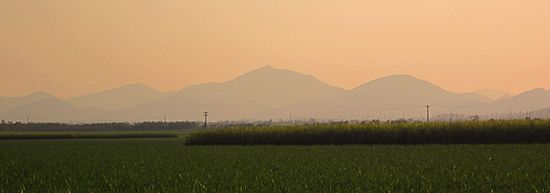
[0,121,201,132]
[186,119,550,145]
[0,132,178,140]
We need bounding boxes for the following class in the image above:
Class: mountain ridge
[0,92,55,114]
[67,83,166,110]
[1,66,549,122]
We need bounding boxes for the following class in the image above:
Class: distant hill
[493,88,550,111]
[351,75,466,105]
[0,66,548,122]
[0,92,54,114]
[0,98,106,122]
[67,83,166,110]
[112,66,346,121]
[176,66,345,109]
[284,75,492,120]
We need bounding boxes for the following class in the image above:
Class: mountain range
[1,66,549,122]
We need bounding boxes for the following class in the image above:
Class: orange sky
[1,0,549,98]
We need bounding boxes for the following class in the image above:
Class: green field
[1,139,549,193]
[0,128,202,140]
[0,131,178,140]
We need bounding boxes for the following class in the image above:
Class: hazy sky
[1,0,549,98]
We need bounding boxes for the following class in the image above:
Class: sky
[1,0,549,98]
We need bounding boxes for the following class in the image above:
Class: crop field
[187,120,550,145]
[0,131,179,140]
[1,139,549,193]
[0,126,203,140]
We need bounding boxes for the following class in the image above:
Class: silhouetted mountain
[177,66,344,108]
[0,67,548,122]
[493,88,550,111]
[351,74,463,104]
[285,74,490,119]
[68,83,165,110]
[0,92,55,114]
[110,66,346,121]
[0,98,105,122]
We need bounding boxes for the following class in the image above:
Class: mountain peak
[241,65,280,75]
[495,88,550,111]
[115,83,157,92]
[355,74,433,90]
[515,88,548,97]
[259,65,274,70]
[373,74,422,82]
[382,74,416,79]
[352,74,456,100]
[67,83,163,110]
[174,65,345,110]
[525,88,546,93]
[230,66,317,84]
[27,91,54,98]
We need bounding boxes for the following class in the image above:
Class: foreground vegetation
[0,139,548,192]
[187,120,550,145]
[0,131,179,140]
[0,121,201,132]
[0,121,202,139]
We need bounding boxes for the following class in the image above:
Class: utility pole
[425,105,430,123]
[289,113,292,123]
[163,113,167,123]
[203,112,208,128]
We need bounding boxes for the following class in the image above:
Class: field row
[0,131,179,140]
[187,120,550,145]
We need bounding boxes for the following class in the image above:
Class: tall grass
[186,120,550,145]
